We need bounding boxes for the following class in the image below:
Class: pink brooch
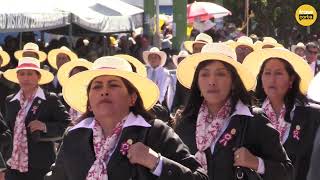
[31,106,38,115]
[120,139,133,155]
[293,125,301,141]
[219,128,236,146]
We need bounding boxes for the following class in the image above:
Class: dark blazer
[0,112,11,160]
[4,90,70,170]
[307,126,320,180]
[282,105,320,180]
[45,119,208,180]
[175,112,293,180]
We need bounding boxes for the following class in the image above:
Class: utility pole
[173,0,187,51]
[144,0,155,39]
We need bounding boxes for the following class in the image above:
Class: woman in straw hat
[14,43,47,62]
[45,56,208,180]
[230,36,256,63]
[175,43,293,180]
[183,33,213,54]
[243,48,320,180]
[56,59,92,124]
[2,57,70,180]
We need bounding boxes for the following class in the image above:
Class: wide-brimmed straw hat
[231,36,256,50]
[114,54,147,77]
[172,50,189,67]
[14,42,47,62]
[261,37,283,48]
[242,48,313,94]
[3,57,54,85]
[0,46,10,67]
[62,56,160,113]
[142,47,167,67]
[183,33,213,53]
[57,59,92,87]
[48,46,78,70]
[291,42,306,52]
[177,43,255,90]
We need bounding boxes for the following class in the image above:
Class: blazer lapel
[24,97,45,125]
[213,116,243,156]
[107,126,149,179]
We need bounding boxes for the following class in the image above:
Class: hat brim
[291,45,305,53]
[48,49,78,69]
[143,51,167,67]
[176,53,256,90]
[3,68,54,85]
[172,55,188,68]
[114,54,147,77]
[14,50,47,62]
[57,60,93,87]
[242,48,313,94]
[232,42,256,51]
[62,69,160,113]
[0,51,10,67]
[183,41,207,54]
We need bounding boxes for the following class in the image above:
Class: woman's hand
[127,142,159,170]
[0,171,5,180]
[27,120,46,133]
[234,147,259,170]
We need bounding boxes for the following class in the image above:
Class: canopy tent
[0,0,143,34]
[0,0,70,33]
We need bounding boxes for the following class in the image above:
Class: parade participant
[184,33,213,54]
[230,36,255,63]
[46,46,78,94]
[143,47,171,105]
[175,43,293,180]
[0,111,11,180]
[45,56,208,180]
[243,48,320,180]
[168,50,190,112]
[57,59,92,124]
[2,57,70,180]
[291,42,306,57]
[14,43,47,62]
[0,47,10,68]
[307,126,320,180]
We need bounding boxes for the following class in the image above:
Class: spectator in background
[291,42,306,58]
[305,42,320,76]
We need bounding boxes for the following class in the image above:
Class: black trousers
[5,168,49,180]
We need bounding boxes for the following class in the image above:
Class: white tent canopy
[0,0,70,33]
[0,0,143,33]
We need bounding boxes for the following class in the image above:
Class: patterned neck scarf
[86,118,126,180]
[7,91,36,172]
[262,98,290,144]
[195,99,232,173]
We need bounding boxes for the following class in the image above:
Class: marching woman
[45,56,208,180]
[175,43,293,180]
[2,57,70,180]
[243,48,320,180]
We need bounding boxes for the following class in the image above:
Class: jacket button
[168,169,173,176]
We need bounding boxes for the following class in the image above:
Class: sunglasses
[308,50,318,54]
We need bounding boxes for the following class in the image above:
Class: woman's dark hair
[78,76,154,122]
[255,58,308,119]
[181,60,252,121]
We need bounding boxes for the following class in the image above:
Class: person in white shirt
[143,47,171,104]
[305,42,319,76]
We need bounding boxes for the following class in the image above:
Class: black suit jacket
[282,105,320,180]
[4,90,70,170]
[0,112,11,160]
[45,119,208,180]
[175,113,293,180]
